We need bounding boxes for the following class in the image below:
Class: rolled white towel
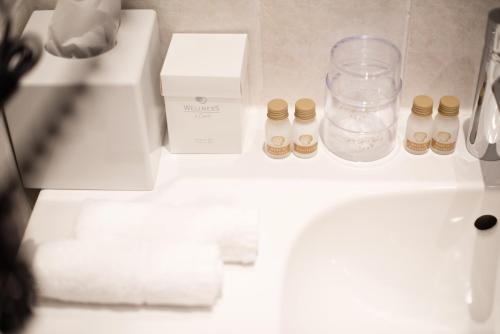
[75,200,259,264]
[32,240,223,306]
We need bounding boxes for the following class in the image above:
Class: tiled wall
[0,0,36,237]
[260,0,409,104]
[20,0,500,108]
[404,0,500,109]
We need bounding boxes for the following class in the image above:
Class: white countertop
[20,107,495,333]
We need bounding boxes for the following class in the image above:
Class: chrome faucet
[467,8,500,161]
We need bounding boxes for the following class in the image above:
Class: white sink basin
[282,189,500,333]
[18,108,500,334]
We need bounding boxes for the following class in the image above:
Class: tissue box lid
[20,10,158,86]
[160,33,247,99]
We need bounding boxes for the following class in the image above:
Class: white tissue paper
[45,0,121,58]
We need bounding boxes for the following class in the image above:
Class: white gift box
[5,10,166,190]
[160,33,248,153]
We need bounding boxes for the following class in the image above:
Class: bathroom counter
[20,108,497,334]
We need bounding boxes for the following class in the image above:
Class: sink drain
[474,215,498,230]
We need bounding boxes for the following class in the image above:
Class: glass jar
[265,99,292,159]
[322,35,402,162]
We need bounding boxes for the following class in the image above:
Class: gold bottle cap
[438,96,460,116]
[294,98,316,121]
[411,95,433,116]
[267,99,289,120]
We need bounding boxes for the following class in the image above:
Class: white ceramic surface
[18,107,500,333]
[282,190,500,334]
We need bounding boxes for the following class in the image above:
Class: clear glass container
[322,35,402,162]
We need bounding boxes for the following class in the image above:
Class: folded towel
[32,240,223,306]
[75,200,259,264]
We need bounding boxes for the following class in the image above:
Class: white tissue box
[160,33,248,153]
[5,10,166,190]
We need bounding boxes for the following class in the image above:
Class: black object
[0,19,41,106]
[474,215,498,231]
[0,7,91,331]
[0,7,41,333]
[0,257,36,333]
[0,180,36,334]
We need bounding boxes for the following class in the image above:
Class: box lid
[160,33,247,99]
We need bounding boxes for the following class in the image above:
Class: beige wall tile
[28,0,500,109]
[404,0,500,110]
[260,0,410,105]
[32,0,410,106]
[31,0,54,8]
